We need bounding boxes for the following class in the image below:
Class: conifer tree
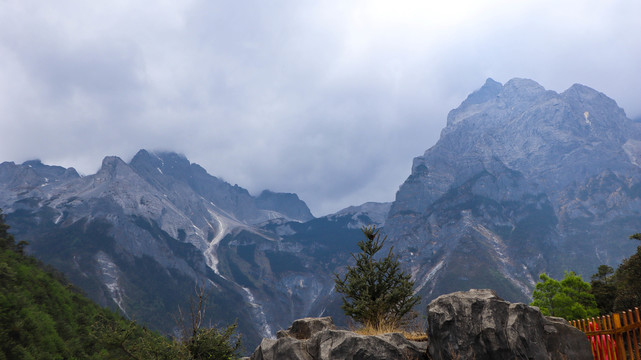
[334,225,420,329]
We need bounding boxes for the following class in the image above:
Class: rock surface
[250,317,427,360]
[386,78,641,304]
[426,289,593,359]
[276,317,336,339]
[0,150,384,350]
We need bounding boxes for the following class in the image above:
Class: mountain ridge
[0,149,381,349]
[2,78,641,351]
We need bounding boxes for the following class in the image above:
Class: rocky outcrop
[426,289,593,359]
[256,190,315,222]
[250,317,428,360]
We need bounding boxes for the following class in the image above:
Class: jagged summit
[388,77,641,304]
[459,78,502,107]
[502,77,546,94]
[21,159,79,179]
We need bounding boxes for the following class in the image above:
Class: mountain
[385,78,641,303]
[0,150,384,349]
[2,78,640,351]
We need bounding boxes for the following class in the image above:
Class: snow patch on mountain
[240,286,273,339]
[95,251,126,315]
[332,202,391,228]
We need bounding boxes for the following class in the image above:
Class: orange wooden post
[622,310,633,360]
[634,308,641,360]
[626,310,638,360]
[594,317,604,360]
[606,315,616,360]
[592,316,608,360]
[586,318,600,360]
[613,313,625,360]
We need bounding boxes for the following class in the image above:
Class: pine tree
[590,265,616,314]
[333,225,420,329]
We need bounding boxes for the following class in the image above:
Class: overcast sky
[1,0,640,216]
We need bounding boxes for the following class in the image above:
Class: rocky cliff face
[0,152,384,349]
[386,78,641,303]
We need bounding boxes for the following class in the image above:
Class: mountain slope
[386,78,641,303]
[0,150,379,350]
[0,211,180,360]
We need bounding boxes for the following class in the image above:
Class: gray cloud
[1,0,640,216]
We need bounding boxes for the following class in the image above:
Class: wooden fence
[571,307,641,360]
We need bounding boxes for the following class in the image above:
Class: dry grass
[403,331,428,342]
[352,322,428,342]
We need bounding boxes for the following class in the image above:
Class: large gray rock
[250,317,427,360]
[426,289,593,360]
[276,316,336,339]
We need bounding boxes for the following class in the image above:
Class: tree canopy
[333,225,420,329]
[530,271,599,321]
[591,233,641,313]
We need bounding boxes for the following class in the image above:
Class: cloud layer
[1,0,640,215]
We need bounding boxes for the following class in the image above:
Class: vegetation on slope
[590,233,641,314]
[530,233,641,321]
[0,210,241,359]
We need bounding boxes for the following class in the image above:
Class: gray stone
[426,289,593,360]
[278,316,336,340]
[250,317,427,360]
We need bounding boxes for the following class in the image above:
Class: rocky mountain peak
[502,77,546,95]
[94,156,134,183]
[154,152,191,176]
[99,156,127,171]
[130,149,194,181]
[21,159,79,180]
[446,78,552,127]
[130,149,162,168]
[256,190,314,221]
[387,78,641,304]
[461,78,503,106]
[563,82,607,101]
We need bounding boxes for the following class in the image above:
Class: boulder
[277,316,335,339]
[426,289,593,360]
[250,317,427,360]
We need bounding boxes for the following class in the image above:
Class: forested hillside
[0,210,241,359]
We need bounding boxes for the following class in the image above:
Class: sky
[1,0,640,216]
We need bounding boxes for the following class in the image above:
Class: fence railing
[571,307,641,360]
